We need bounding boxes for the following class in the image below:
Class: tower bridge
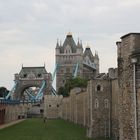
[6,66,53,101]
[1,33,99,101]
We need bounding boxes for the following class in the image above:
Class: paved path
[0,119,25,129]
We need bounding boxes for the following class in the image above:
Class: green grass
[0,119,111,140]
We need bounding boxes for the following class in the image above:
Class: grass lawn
[0,119,111,140]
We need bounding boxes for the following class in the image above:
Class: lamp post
[131,58,137,140]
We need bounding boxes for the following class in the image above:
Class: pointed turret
[83,45,94,62]
[77,38,80,47]
[80,40,83,48]
[95,50,99,59]
[94,50,99,74]
[77,38,83,54]
[55,39,60,54]
[56,39,59,48]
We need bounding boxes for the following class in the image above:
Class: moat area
[0,119,111,140]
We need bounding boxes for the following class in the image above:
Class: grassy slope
[0,119,111,140]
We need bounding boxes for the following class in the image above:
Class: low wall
[0,100,32,125]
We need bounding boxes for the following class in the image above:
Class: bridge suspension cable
[52,64,58,83]
[51,86,57,96]
[35,80,46,100]
[73,63,79,78]
[25,89,35,100]
[5,82,17,100]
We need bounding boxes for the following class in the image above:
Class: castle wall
[0,102,6,124]
[86,79,112,138]
[117,33,140,140]
[60,88,89,127]
[43,76,119,140]
[44,95,63,119]
[0,101,30,125]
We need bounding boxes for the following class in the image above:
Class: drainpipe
[131,58,138,140]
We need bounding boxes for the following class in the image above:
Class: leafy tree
[58,77,88,97]
[58,86,69,97]
[0,87,9,98]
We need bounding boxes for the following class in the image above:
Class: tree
[58,86,69,97]
[58,77,88,97]
[0,87,9,98]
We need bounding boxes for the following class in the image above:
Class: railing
[0,99,20,105]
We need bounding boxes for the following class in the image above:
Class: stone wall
[5,103,29,123]
[117,33,140,140]
[43,78,119,140]
[0,100,32,125]
[44,95,63,119]
[0,102,6,124]
[87,79,112,138]
[60,88,89,127]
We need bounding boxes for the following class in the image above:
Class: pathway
[0,119,25,129]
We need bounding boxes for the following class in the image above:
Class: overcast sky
[0,0,140,89]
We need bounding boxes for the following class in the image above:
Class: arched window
[104,99,109,108]
[95,84,103,92]
[95,98,99,109]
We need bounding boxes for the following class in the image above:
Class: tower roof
[19,66,47,75]
[60,33,77,53]
[83,46,95,62]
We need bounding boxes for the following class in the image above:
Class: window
[104,99,109,108]
[95,84,103,92]
[95,98,99,109]
[23,74,27,78]
[57,104,59,108]
[49,105,51,107]
[37,73,41,78]
[97,85,101,91]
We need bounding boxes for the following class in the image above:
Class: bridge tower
[55,33,99,91]
[55,32,83,91]
[13,66,52,100]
